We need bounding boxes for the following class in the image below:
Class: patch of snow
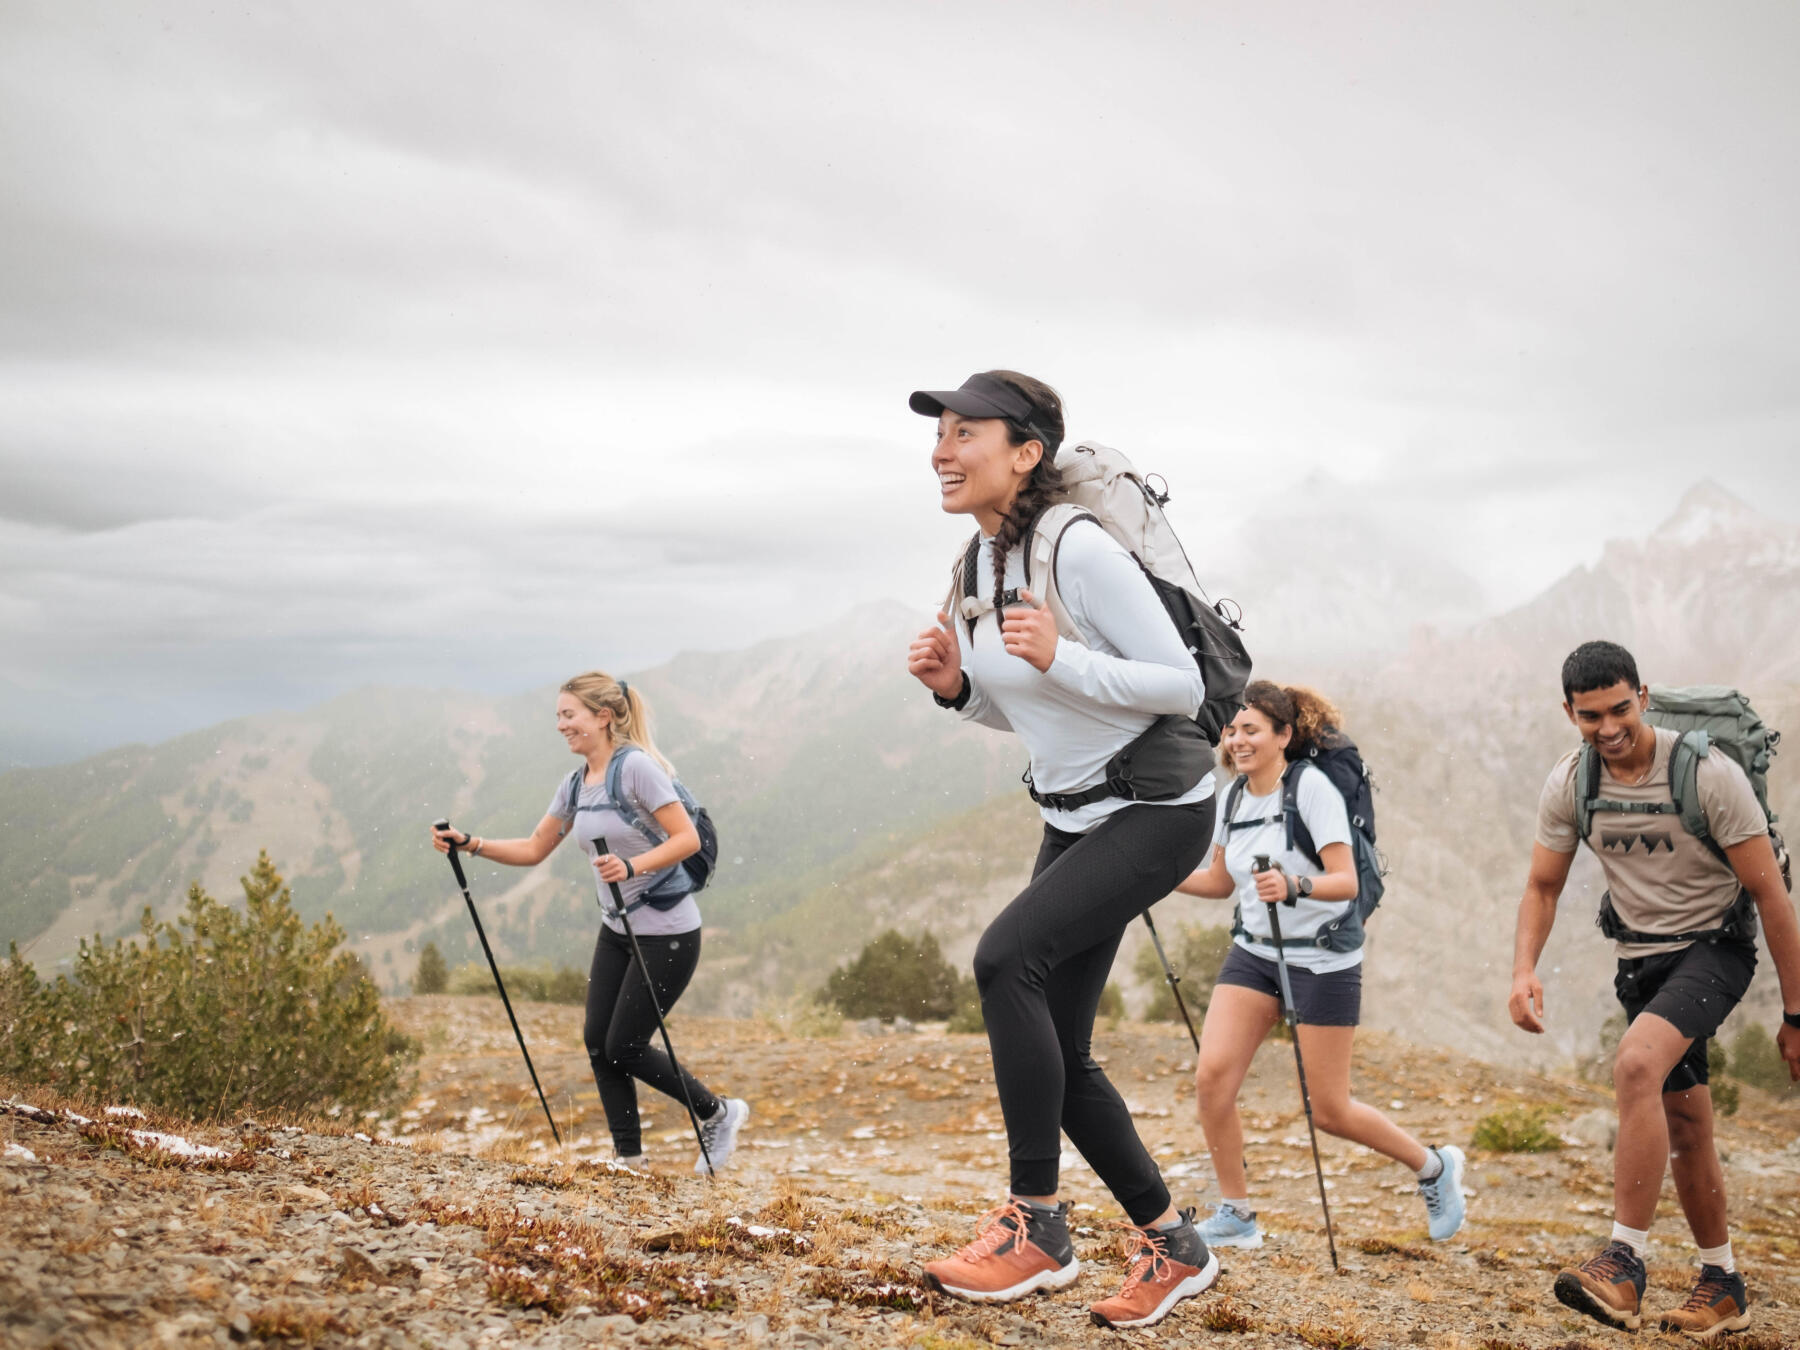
[128,1130,231,1161]
[105,1106,146,1120]
[4,1142,37,1162]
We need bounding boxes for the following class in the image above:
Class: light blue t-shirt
[548,752,701,937]
[1212,763,1360,973]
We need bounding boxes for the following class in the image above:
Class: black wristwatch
[623,858,636,880]
[1296,875,1314,899]
[933,673,972,712]
[1784,1010,1800,1030]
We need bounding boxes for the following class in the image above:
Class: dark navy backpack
[1222,731,1386,952]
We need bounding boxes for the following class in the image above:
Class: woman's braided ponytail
[980,370,1067,615]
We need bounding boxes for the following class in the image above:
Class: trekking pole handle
[434,818,470,889]
[1252,854,1299,906]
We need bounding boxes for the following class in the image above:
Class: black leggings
[584,923,719,1155]
[973,799,1215,1226]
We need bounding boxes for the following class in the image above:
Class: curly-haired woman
[1175,681,1466,1249]
[430,672,747,1173]
[906,370,1221,1329]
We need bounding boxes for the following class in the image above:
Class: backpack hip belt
[1024,714,1215,813]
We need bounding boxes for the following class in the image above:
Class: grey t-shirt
[548,751,701,936]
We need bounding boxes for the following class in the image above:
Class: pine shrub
[1133,922,1232,1023]
[819,929,962,1021]
[0,852,417,1118]
[1726,1024,1797,1099]
[445,962,588,1005]
[413,942,448,994]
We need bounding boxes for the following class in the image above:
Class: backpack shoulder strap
[1282,761,1323,867]
[1668,729,1729,866]
[1024,503,1093,644]
[951,532,983,641]
[557,765,585,836]
[604,746,660,841]
[1573,744,1601,842]
[1223,775,1248,828]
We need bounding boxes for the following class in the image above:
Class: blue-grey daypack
[565,747,719,912]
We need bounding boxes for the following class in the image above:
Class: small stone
[594,1315,638,1336]
[855,1018,883,1036]
[228,1312,251,1340]
[1563,1109,1617,1152]
[744,1313,769,1341]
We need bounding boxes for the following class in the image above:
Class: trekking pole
[433,819,561,1145]
[1253,853,1339,1272]
[1141,909,1200,1052]
[595,836,715,1178]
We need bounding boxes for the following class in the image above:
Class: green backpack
[1574,685,1790,945]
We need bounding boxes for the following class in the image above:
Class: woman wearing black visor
[906,370,1221,1330]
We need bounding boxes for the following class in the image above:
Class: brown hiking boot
[1659,1265,1751,1341]
[1552,1240,1645,1331]
[1088,1210,1220,1330]
[921,1199,1079,1303]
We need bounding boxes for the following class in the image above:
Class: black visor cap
[909,372,1038,426]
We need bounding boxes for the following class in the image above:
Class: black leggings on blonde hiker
[585,924,717,1158]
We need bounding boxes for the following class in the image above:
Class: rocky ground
[4,995,1799,1349]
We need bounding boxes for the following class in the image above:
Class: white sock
[1219,1195,1251,1215]
[1416,1149,1443,1183]
[1697,1241,1735,1274]
[1611,1221,1650,1257]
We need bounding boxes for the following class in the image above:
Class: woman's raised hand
[908,610,965,698]
[1000,589,1058,672]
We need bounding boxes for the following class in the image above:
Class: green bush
[446,962,588,1005]
[946,976,985,1034]
[1707,1040,1740,1116]
[413,942,448,994]
[1133,921,1232,1024]
[1726,1024,1797,1099]
[0,852,417,1118]
[820,929,962,1021]
[1471,1105,1564,1153]
[1096,982,1125,1022]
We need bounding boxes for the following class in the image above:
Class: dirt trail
[4,996,1798,1349]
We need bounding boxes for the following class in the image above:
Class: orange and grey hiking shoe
[1552,1240,1646,1330]
[922,1198,1078,1303]
[1659,1265,1750,1340]
[1089,1208,1220,1330]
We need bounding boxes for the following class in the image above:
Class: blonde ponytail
[560,671,675,775]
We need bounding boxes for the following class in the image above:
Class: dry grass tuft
[807,1267,931,1311]
[1292,1316,1369,1348]
[1352,1234,1437,1261]
[1196,1296,1257,1332]
[509,1158,673,1196]
[247,1301,350,1343]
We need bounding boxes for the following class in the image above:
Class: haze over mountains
[3,481,1794,1070]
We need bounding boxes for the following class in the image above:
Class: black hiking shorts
[1216,943,1362,1027]
[1614,938,1757,1094]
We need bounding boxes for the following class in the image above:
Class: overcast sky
[3,1,1799,765]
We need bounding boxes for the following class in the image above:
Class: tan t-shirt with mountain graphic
[1537,726,1767,956]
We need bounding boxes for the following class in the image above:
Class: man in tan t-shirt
[1508,641,1800,1340]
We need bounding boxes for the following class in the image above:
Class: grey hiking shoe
[695,1097,749,1174]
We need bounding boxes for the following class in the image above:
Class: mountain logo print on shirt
[1601,828,1675,855]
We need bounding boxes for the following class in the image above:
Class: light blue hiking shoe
[1419,1145,1467,1241]
[1195,1201,1264,1250]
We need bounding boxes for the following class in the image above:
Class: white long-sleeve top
[958,517,1213,832]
